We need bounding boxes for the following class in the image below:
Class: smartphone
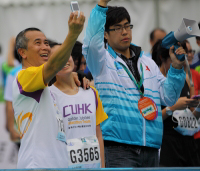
[191,95,200,100]
[70,1,80,14]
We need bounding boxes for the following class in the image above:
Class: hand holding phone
[191,95,200,100]
[68,3,85,37]
[70,1,80,17]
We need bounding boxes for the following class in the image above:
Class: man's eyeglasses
[106,24,133,33]
[187,50,195,55]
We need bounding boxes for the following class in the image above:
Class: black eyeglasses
[187,50,195,54]
[106,24,133,33]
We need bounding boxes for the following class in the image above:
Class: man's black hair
[71,41,83,71]
[150,28,166,41]
[104,6,131,45]
[15,27,42,62]
[152,39,169,67]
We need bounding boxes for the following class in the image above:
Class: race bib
[138,97,158,120]
[173,108,199,136]
[67,135,101,168]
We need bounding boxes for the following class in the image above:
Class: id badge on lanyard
[55,108,66,143]
[67,135,101,168]
[50,91,66,143]
[120,62,158,121]
[138,96,158,120]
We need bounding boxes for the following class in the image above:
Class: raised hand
[171,97,199,111]
[169,44,185,69]
[68,11,85,37]
[98,0,111,7]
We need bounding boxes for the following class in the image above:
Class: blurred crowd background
[0,0,200,169]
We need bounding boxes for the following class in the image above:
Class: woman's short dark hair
[152,39,170,67]
[71,41,83,71]
[48,40,61,86]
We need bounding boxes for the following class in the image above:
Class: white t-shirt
[49,85,107,140]
[12,64,68,169]
[49,85,107,168]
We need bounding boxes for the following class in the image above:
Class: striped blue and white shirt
[83,4,186,149]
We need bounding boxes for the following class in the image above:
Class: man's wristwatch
[166,107,173,116]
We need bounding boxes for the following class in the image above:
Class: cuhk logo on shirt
[63,104,92,117]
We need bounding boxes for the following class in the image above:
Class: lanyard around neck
[120,62,144,97]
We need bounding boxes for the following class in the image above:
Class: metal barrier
[1,168,200,171]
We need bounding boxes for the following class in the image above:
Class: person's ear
[18,48,27,59]
[104,31,108,40]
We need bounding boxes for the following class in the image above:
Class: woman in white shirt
[49,44,108,168]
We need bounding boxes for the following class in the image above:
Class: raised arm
[158,46,186,106]
[43,12,85,84]
[7,37,16,67]
[98,0,110,7]
[82,0,110,77]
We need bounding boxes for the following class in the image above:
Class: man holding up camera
[83,0,186,167]
[13,11,85,168]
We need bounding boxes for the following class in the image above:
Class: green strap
[120,63,144,97]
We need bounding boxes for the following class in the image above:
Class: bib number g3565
[70,147,99,163]
[67,136,101,168]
